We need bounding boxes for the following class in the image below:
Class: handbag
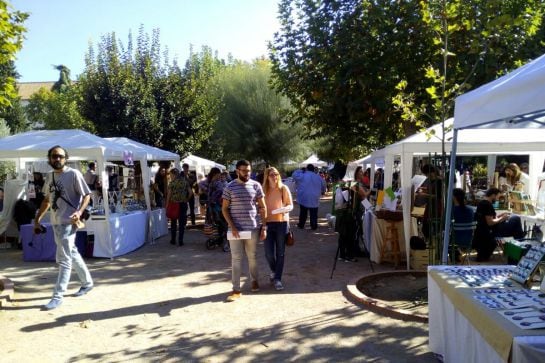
[286,229,295,246]
[166,202,180,219]
[280,186,294,246]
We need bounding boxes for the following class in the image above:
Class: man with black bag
[34,145,94,310]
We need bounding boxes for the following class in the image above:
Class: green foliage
[270,0,545,160]
[0,118,15,184]
[0,90,28,133]
[78,28,223,155]
[51,65,71,93]
[210,59,309,166]
[0,1,27,110]
[26,86,95,132]
[397,0,545,126]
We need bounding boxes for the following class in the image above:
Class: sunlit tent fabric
[106,137,180,165]
[369,118,545,269]
[0,129,150,258]
[443,53,545,263]
[181,154,225,176]
[299,154,328,167]
[343,154,372,181]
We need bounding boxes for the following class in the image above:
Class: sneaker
[226,290,241,302]
[43,298,63,310]
[344,257,358,263]
[251,281,260,292]
[274,280,284,291]
[74,285,94,297]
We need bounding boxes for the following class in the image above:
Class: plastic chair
[451,221,477,265]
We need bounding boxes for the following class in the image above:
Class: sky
[11,0,281,82]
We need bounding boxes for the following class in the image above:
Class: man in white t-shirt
[34,145,94,310]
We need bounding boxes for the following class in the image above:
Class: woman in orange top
[262,166,293,291]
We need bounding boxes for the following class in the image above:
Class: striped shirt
[222,179,264,231]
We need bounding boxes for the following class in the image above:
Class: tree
[0,1,27,110]
[26,86,95,131]
[209,59,308,166]
[78,28,223,155]
[269,0,545,161]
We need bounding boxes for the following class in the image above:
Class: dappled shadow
[63,306,435,362]
[21,291,226,332]
[1,198,434,361]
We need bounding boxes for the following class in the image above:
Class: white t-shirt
[44,167,91,225]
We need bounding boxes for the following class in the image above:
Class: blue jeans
[52,224,93,300]
[171,202,188,244]
[229,229,259,291]
[264,222,288,281]
[298,205,318,230]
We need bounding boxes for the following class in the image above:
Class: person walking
[292,164,326,230]
[34,145,94,310]
[166,168,193,246]
[182,163,197,225]
[222,160,267,302]
[262,166,293,291]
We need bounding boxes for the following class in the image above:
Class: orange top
[265,186,291,222]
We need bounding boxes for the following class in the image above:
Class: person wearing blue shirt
[292,164,326,230]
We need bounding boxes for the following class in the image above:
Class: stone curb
[343,270,428,323]
[0,275,14,308]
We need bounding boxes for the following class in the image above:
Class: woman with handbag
[166,168,193,246]
[262,167,293,291]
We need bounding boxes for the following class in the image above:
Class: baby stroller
[204,203,230,252]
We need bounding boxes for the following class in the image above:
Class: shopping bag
[166,202,180,219]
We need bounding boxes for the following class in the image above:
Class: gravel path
[0,198,435,362]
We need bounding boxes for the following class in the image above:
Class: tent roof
[371,118,545,158]
[181,154,225,170]
[106,137,179,163]
[300,154,327,167]
[454,53,545,130]
[0,129,135,160]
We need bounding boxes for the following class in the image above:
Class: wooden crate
[410,249,430,270]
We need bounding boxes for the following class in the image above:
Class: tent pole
[442,129,458,264]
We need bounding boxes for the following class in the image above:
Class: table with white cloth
[85,211,147,258]
[363,210,406,264]
[150,208,168,239]
[428,265,545,363]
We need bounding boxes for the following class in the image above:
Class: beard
[50,161,64,170]
[238,174,250,183]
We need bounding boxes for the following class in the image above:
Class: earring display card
[510,245,545,285]
[498,306,545,330]
[443,266,515,288]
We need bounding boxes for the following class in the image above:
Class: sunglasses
[50,154,66,160]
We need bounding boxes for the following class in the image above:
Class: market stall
[368,119,545,269]
[106,137,179,240]
[444,52,545,262]
[0,130,151,258]
[181,154,225,177]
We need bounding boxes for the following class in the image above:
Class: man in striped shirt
[222,160,267,302]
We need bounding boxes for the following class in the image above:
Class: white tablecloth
[86,211,147,258]
[364,211,406,264]
[150,208,168,239]
[428,265,545,363]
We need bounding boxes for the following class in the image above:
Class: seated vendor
[504,163,530,194]
[474,187,524,261]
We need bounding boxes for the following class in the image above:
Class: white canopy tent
[181,154,225,177]
[343,154,372,181]
[299,154,328,168]
[0,130,151,258]
[443,53,545,263]
[369,118,545,269]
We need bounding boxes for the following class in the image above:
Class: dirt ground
[0,198,436,362]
